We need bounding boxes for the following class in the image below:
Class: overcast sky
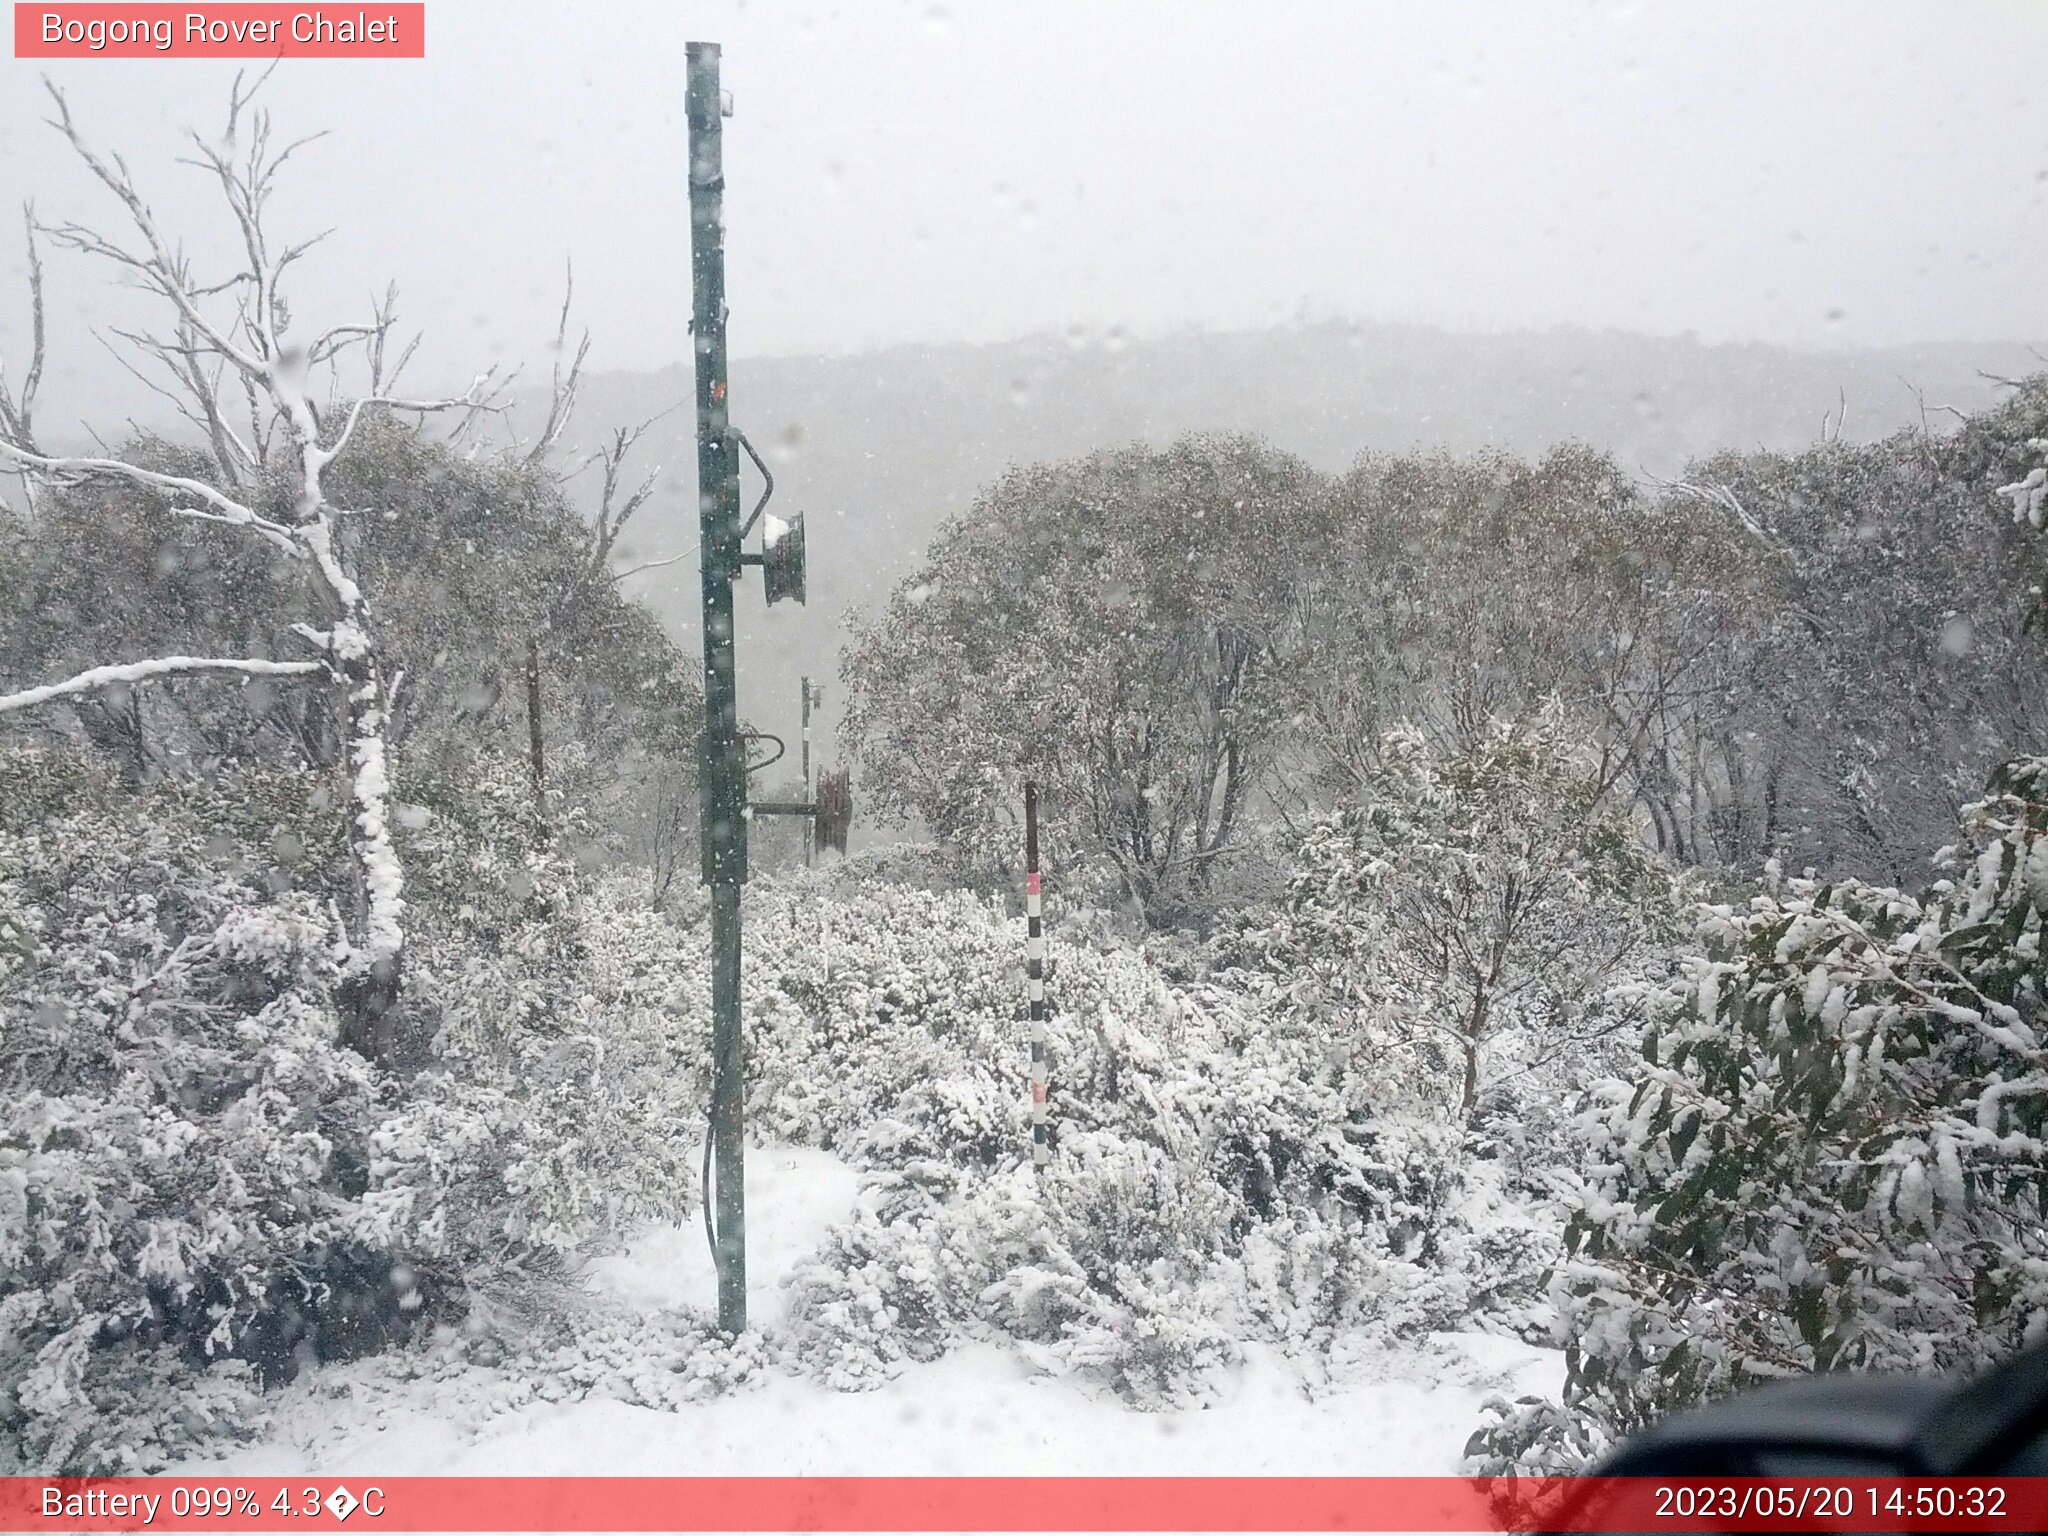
[2,0,2045,423]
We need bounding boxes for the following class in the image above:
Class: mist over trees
[844,388,2048,901]
[4,57,2048,1488]
[546,325,2044,776]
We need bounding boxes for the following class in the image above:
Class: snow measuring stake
[801,676,822,866]
[687,41,851,1335]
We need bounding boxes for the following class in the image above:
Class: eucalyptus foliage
[1470,754,2048,1473]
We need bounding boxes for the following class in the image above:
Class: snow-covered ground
[180,1148,1559,1478]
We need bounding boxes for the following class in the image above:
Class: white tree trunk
[0,82,501,1058]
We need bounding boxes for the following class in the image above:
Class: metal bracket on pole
[735,429,775,543]
[748,769,851,852]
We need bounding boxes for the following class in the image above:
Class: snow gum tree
[1262,709,1686,1128]
[1279,447,1674,780]
[0,418,701,891]
[1666,428,2046,882]
[841,432,1323,921]
[0,80,500,1047]
[1276,409,2048,885]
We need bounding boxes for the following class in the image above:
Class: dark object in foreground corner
[1597,1334,2048,1477]
[1539,1336,2048,1534]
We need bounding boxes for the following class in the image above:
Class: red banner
[13,4,424,57]
[3,1476,2048,1532]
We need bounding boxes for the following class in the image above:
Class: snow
[0,654,322,716]
[585,1147,863,1326]
[346,687,406,964]
[177,1146,1561,1480]
[201,1340,1557,1479]
[1996,449,2048,530]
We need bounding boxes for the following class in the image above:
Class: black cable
[702,1108,718,1269]
[740,729,786,775]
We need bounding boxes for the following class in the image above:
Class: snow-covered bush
[0,742,700,1471]
[0,750,386,1471]
[431,1303,774,1413]
[740,864,1518,1404]
[1468,755,2048,1474]
[1154,714,1683,1358]
[1256,710,1684,1129]
[1997,437,2048,532]
[391,745,700,1298]
[736,876,1235,1401]
[783,1151,1240,1408]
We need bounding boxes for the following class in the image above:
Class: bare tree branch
[323,372,505,466]
[0,203,46,514]
[527,260,589,466]
[584,401,683,576]
[41,81,268,381]
[1642,467,1787,558]
[610,543,698,582]
[0,654,322,716]
[0,439,302,555]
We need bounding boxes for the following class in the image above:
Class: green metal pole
[687,39,748,1336]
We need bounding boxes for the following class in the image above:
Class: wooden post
[525,637,547,841]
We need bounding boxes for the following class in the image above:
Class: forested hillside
[4,57,2047,1487]
[556,327,2043,778]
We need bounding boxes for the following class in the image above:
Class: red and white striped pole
[1025,781,1049,1168]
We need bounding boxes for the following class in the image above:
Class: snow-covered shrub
[269,1306,775,1439]
[745,864,1513,1403]
[1435,1156,1563,1343]
[435,1305,774,1413]
[785,1152,1240,1408]
[366,744,700,1321]
[1259,710,1684,1129]
[986,1130,1239,1408]
[1468,755,2048,1474]
[782,1166,971,1390]
[1996,437,2048,532]
[741,879,1100,1160]
[742,876,1237,1401]
[0,753,388,1470]
[1229,1211,1380,1349]
[1159,716,1680,1353]
[807,841,993,901]
[0,742,701,1471]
